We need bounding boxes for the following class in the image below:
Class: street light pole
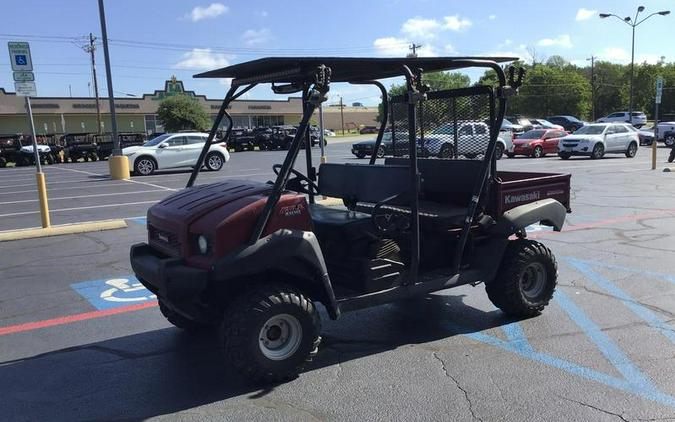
[599,7,670,125]
[97,0,130,180]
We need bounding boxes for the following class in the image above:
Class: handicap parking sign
[71,277,156,310]
[15,55,27,66]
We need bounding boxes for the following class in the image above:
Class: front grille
[562,143,578,147]
[149,224,181,256]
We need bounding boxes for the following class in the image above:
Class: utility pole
[587,55,596,121]
[98,0,130,179]
[82,33,102,134]
[408,43,422,58]
[339,96,345,136]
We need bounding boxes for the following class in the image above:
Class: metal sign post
[8,41,50,227]
[653,76,663,170]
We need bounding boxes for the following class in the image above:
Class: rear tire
[159,301,209,332]
[625,142,638,158]
[664,133,675,147]
[558,152,571,160]
[486,239,557,317]
[205,151,225,171]
[134,156,156,176]
[355,152,366,159]
[439,144,454,159]
[506,153,515,158]
[222,283,321,384]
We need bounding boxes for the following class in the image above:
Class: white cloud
[537,34,573,48]
[598,47,663,64]
[174,48,230,70]
[256,10,269,17]
[372,37,437,57]
[575,8,596,21]
[242,28,272,46]
[637,54,663,64]
[187,3,228,22]
[373,37,410,56]
[599,47,630,63]
[488,14,496,20]
[401,17,442,39]
[444,43,456,54]
[444,15,472,31]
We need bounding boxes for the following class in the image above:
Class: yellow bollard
[36,172,51,228]
[109,155,130,180]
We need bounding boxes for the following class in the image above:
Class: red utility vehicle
[510,129,568,158]
[130,57,571,383]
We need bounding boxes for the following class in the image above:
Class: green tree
[156,95,211,132]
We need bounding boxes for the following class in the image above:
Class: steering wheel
[273,164,319,195]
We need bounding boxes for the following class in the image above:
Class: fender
[212,229,340,319]
[490,198,567,235]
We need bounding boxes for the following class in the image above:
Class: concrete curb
[0,219,128,242]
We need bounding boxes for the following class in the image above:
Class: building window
[145,115,164,134]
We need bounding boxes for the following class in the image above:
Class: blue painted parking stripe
[566,257,675,344]
[553,290,655,390]
[501,321,534,353]
[454,320,675,408]
[577,260,675,287]
[71,276,156,311]
[126,216,147,225]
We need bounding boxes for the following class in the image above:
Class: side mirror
[158,143,167,148]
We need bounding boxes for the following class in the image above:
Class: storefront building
[0,77,377,135]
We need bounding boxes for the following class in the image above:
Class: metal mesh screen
[390,87,494,160]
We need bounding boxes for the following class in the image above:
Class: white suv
[558,123,639,160]
[597,111,647,128]
[123,132,230,176]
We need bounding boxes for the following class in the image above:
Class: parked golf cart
[94,132,146,160]
[0,134,52,166]
[60,133,98,162]
[131,57,571,384]
[229,128,257,152]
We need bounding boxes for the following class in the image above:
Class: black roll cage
[187,58,522,277]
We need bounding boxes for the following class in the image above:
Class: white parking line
[0,200,160,218]
[0,189,166,205]
[0,182,130,196]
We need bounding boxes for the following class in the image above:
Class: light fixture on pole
[599,7,670,125]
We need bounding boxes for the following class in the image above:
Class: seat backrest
[318,163,410,205]
[384,158,484,204]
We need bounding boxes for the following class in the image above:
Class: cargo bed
[491,171,571,216]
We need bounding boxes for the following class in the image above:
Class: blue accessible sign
[71,276,156,310]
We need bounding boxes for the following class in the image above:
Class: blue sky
[1,0,673,106]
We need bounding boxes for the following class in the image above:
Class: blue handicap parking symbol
[15,55,27,66]
[71,276,156,310]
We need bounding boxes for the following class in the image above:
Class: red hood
[149,180,273,229]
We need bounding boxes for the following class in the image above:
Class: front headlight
[197,235,209,255]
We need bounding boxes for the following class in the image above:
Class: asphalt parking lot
[1,140,675,421]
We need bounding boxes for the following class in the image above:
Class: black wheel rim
[520,262,547,301]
